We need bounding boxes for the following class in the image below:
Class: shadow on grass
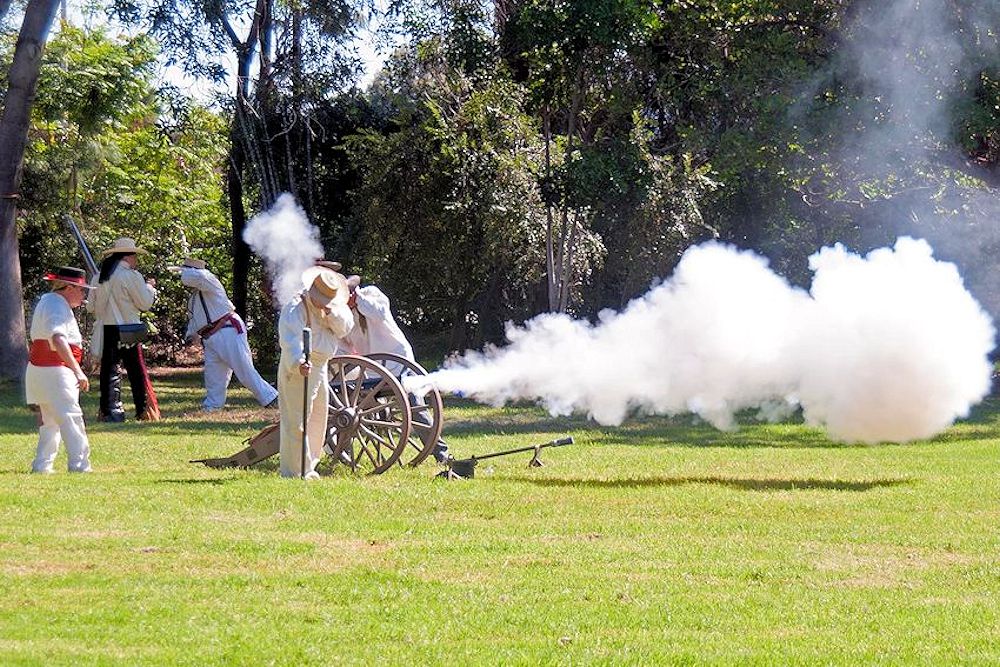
[507,475,913,492]
[159,477,239,486]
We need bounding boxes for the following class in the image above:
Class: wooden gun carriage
[194,352,443,475]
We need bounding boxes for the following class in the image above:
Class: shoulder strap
[198,292,212,322]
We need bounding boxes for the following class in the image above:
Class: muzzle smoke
[242,193,322,305]
[408,237,995,443]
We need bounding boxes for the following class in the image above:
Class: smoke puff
[242,194,322,305]
[409,237,995,443]
[794,237,994,442]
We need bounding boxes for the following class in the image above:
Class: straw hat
[44,266,95,289]
[100,237,148,257]
[302,266,348,309]
[182,257,207,270]
[315,260,342,272]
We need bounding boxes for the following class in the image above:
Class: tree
[12,26,231,360]
[108,0,363,316]
[0,0,60,381]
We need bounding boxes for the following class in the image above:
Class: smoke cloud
[408,237,995,443]
[242,193,323,305]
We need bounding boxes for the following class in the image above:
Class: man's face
[60,284,87,308]
[123,254,138,268]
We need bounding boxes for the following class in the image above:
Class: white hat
[100,237,148,257]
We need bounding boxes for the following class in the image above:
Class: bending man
[277,264,354,479]
[175,258,278,411]
[340,275,450,463]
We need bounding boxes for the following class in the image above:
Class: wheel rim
[366,353,444,467]
[326,355,411,474]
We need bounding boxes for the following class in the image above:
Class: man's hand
[76,372,90,392]
[298,361,312,377]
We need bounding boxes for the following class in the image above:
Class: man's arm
[51,333,89,391]
[124,269,157,311]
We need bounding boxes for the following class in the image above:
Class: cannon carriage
[193,352,444,475]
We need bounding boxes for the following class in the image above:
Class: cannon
[192,352,444,474]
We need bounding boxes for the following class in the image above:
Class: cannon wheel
[366,352,444,467]
[326,355,411,475]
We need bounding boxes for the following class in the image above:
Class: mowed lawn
[1,369,1000,665]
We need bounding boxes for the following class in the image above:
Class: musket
[62,214,98,278]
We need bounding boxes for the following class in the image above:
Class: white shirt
[181,267,236,338]
[30,292,82,347]
[278,292,354,376]
[340,286,414,361]
[88,264,156,324]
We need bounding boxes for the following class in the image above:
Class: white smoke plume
[242,193,323,305]
[408,237,995,443]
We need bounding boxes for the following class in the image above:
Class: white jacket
[181,267,236,338]
[88,264,156,325]
[278,292,354,377]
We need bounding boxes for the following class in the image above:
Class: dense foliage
[3,0,999,363]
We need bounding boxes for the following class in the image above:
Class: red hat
[44,266,93,288]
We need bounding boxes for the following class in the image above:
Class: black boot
[100,365,126,422]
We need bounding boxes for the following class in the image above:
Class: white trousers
[32,402,91,473]
[202,323,278,410]
[278,360,330,478]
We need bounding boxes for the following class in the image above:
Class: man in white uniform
[25,267,94,473]
[277,264,354,479]
[174,258,278,411]
[340,276,450,463]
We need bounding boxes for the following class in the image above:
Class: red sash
[29,339,83,367]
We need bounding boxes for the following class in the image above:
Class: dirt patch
[808,542,979,588]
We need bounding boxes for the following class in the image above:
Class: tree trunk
[228,138,250,317]
[0,0,61,381]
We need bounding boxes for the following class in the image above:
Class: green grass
[2,369,1000,665]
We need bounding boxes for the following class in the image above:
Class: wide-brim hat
[302,266,349,309]
[182,257,207,270]
[314,260,342,272]
[44,266,95,289]
[100,237,148,257]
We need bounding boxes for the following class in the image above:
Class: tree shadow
[507,475,913,492]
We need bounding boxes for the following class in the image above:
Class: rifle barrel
[62,214,98,277]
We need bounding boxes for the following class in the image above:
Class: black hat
[44,266,93,288]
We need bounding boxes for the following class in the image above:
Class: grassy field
[1,369,999,665]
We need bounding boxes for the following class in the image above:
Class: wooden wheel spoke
[359,424,393,450]
[357,437,380,467]
[350,372,365,406]
[359,403,393,417]
[364,418,405,430]
[339,370,353,407]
